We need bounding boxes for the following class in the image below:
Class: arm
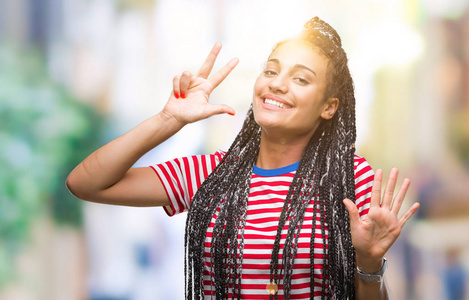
[343,168,420,299]
[66,113,181,207]
[66,42,239,207]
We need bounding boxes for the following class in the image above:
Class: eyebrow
[267,58,317,77]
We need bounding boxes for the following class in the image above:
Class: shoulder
[354,154,372,170]
[353,154,367,165]
[214,150,227,162]
[353,154,374,180]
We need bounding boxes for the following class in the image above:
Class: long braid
[185,108,260,299]
[266,17,358,299]
[185,17,358,299]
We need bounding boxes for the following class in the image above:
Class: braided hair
[184,17,357,299]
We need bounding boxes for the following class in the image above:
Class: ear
[320,97,339,120]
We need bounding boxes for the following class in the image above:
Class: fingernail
[174,92,180,99]
[228,112,235,116]
[181,93,186,99]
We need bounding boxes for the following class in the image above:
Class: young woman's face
[253,40,337,140]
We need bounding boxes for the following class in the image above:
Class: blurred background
[1,0,468,299]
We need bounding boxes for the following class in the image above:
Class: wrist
[356,255,385,273]
[155,111,186,131]
[135,113,184,148]
[158,110,185,127]
[357,257,387,283]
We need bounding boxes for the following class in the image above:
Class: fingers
[197,42,222,79]
[372,168,413,212]
[172,75,180,98]
[391,178,411,215]
[208,57,239,90]
[173,72,194,99]
[370,169,383,208]
[343,199,360,227]
[204,104,235,117]
[382,168,398,209]
[198,42,239,89]
[399,202,420,227]
[171,44,238,103]
[179,71,193,98]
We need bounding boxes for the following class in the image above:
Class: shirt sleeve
[354,155,374,219]
[150,151,225,216]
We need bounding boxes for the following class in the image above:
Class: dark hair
[185,16,357,299]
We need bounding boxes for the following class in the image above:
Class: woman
[67,17,419,299]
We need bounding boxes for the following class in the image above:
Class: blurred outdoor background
[1,0,469,299]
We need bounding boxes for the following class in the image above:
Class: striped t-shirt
[151,151,374,299]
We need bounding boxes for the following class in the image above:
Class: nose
[268,74,288,94]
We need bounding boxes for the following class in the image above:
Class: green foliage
[0,46,104,286]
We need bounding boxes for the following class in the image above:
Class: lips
[262,95,292,109]
[265,98,286,108]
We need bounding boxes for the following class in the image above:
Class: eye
[263,70,277,76]
[294,77,309,85]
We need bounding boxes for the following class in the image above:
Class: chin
[253,102,275,126]
[254,115,283,131]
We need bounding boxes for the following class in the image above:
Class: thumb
[204,104,236,117]
[343,198,360,227]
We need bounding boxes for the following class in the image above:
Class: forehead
[268,40,329,74]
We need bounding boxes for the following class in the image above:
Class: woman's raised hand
[162,42,239,126]
[343,168,420,271]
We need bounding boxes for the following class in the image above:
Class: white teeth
[265,98,285,109]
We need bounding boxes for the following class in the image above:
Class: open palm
[343,168,420,263]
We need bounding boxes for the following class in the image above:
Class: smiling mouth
[264,98,288,109]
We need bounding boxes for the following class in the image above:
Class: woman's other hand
[163,42,239,126]
[343,168,420,272]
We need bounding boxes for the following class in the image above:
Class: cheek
[294,90,325,117]
[253,76,267,96]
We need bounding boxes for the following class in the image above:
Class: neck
[256,129,315,169]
